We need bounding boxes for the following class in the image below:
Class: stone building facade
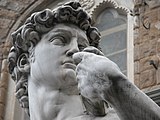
[133,0,160,105]
[0,0,159,120]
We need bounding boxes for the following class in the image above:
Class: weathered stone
[6,2,25,12]
[155,21,160,30]
[1,59,8,73]
[139,69,156,89]
[0,72,9,89]
[0,88,5,103]
[144,9,158,22]
[139,27,148,40]
[139,40,156,59]
[134,0,143,6]
[134,28,140,44]
[0,28,10,39]
[134,44,140,61]
[0,103,4,119]
[0,18,12,29]
[134,74,140,88]
[134,16,140,29]
[149,24,159,40]
[157,39,160,54]
[157,68,160,85]
[144,0,160,9]
[6,0,35,13]
[0,0,8,7]
[17,0,35,4]
[140,32,149,43]
[134,61,140,74]
[139,5,145,14]
[0,8,19,19]
[2,46,11,59]
[139,56,153,72]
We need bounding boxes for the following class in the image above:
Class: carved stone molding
[132,0,160,29]
[134,0,143,6]
[90,0,129,22]
[141,16,150,29]
[79,0,95,13]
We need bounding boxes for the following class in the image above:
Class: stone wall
[0,1,38,120]
[133,0,160,90]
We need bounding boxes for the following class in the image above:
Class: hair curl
[8,1,101,116]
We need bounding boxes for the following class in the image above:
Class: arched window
[94,8,128,75]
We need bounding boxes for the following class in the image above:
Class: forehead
[44,23,88,39]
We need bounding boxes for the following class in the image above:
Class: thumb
[73,52,92,65]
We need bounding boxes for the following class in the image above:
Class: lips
[62,60,76,70]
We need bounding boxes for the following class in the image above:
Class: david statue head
[7,1,105,120]
[8,1,160,120]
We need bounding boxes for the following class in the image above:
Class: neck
[28,77,84,120]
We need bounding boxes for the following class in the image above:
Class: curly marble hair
[8,1,101,116]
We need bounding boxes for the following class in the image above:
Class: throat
[28,82,84,120]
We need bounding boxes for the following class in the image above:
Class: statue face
[29,23,89,88]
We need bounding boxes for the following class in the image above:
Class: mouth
[62,61,76,70]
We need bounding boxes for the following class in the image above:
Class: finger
[73,52,93,65]
[83,46,104,56]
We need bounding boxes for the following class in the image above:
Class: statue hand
[73,47,125,102]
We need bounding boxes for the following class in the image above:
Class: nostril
[66,48,79,56]
[67,51,74,56]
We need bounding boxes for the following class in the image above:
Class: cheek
[30,58,63,83]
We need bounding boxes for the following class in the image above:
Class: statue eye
[49,36,66,46]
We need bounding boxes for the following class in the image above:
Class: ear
[17,53,30,73]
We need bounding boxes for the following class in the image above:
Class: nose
[66,39,79,56]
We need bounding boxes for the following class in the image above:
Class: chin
[64,69,77,82]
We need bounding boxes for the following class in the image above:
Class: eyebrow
[42,29,70,41]
[52,28,88,40]
[42,28,89,44]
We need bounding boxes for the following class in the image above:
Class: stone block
[0,28,9,39]
[0,72,9,89]
[149,24,159,40]
[134,0,143,6]
[145,0,160,9]
[134,28,140,44]
[146,9,158,22]
[157,39,160,53]
[6,0,35,13]
[139,56,153,72]
[156,68,160,85]
[0,88,5,103]
[0,103,4,119]
[134,44,140,61]
[155,21,160,30]
[134,74,140,88]
[139,27,148,37]
[134,61,140,74]
[140,32,149,43]
[0,0,8,7]
[0,8,19,19]
[139,69,156,89]
[139,40,156,59]
[1,59,8,73]
[0,18,12,29]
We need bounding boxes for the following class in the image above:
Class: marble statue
[8,1,160,120]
